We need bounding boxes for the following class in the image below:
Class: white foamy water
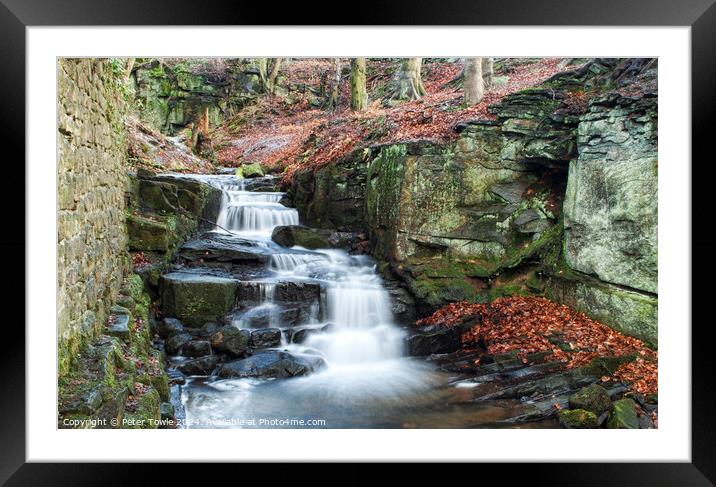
[176,174,438,428]
[197,175,299,237]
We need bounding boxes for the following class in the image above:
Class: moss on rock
[160,272,238,326]
[558,408,599,429]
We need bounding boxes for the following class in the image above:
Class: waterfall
[268,253,325,272]
[210,177,299,237]
[176,174,437,428]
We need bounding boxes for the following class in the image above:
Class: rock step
[160,271,323,328]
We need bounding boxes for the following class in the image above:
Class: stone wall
[57,59,130,375]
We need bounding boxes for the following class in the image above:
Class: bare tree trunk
[350,58,368,111]
[387,57,426,101]
[482,57,494,88]
[324,58,341,111]
[190,107,213,159]
[464,57,485,105]
[258,58,283,94]
[124,58,135,81]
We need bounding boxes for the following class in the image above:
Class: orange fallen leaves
[417,296,658,395]
[213,58,575,182]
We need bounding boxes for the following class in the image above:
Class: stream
[168,174,559,428]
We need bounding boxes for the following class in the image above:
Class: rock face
[133,59,262,135]
[546,274,658,347]
[217,350,325,379]
[564,94,657,295]
[281,59,658,347]
[160,273,238,326]
[554,93,658,346]
[287,150,370,232]
[364,132,565,311]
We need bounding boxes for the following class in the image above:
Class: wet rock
[183,340,212,357]
[289,324,334,344]
[607,398,639,429]
[217,350,325,379]
[107,314,131,343]
[250,328,282,348]
[179,233,269,265]
[160,272,238,326]
[156,317,184,338]
[384,283,417,325]
[558,409,599,429]
[164,333,193,355]
[177,355,220,376]
[406,325,462,356]
[274,281,321,303]
[200,322,221,336]
[211,327,251,357]
[243,176,281,192]
[160,402,175,420]
[166,368,186,385]
[272,225,332,249]
[569,383,612,416]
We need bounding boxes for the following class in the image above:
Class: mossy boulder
[569,383,612,416]
[271,225,331,249]
[160,273,238,326]
[127,214,171,252]
[558,408,599,429]
[241,162,265,178]
[607,398,639,429]
[122,386,161,429]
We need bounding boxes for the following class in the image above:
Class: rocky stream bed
[137,174,655,429]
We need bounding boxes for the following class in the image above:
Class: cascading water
[177,174,439,428]
[214,178,298,237]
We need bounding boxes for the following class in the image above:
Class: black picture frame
[1,0,712,483]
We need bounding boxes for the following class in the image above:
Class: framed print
[2,0,714,482]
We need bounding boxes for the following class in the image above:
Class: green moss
[241,162,265,178]
[558,409,599,429]
[122,387,161,429]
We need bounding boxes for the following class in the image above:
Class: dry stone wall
[57,59,130,374]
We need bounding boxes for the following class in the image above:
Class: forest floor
[211,58,579,181]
